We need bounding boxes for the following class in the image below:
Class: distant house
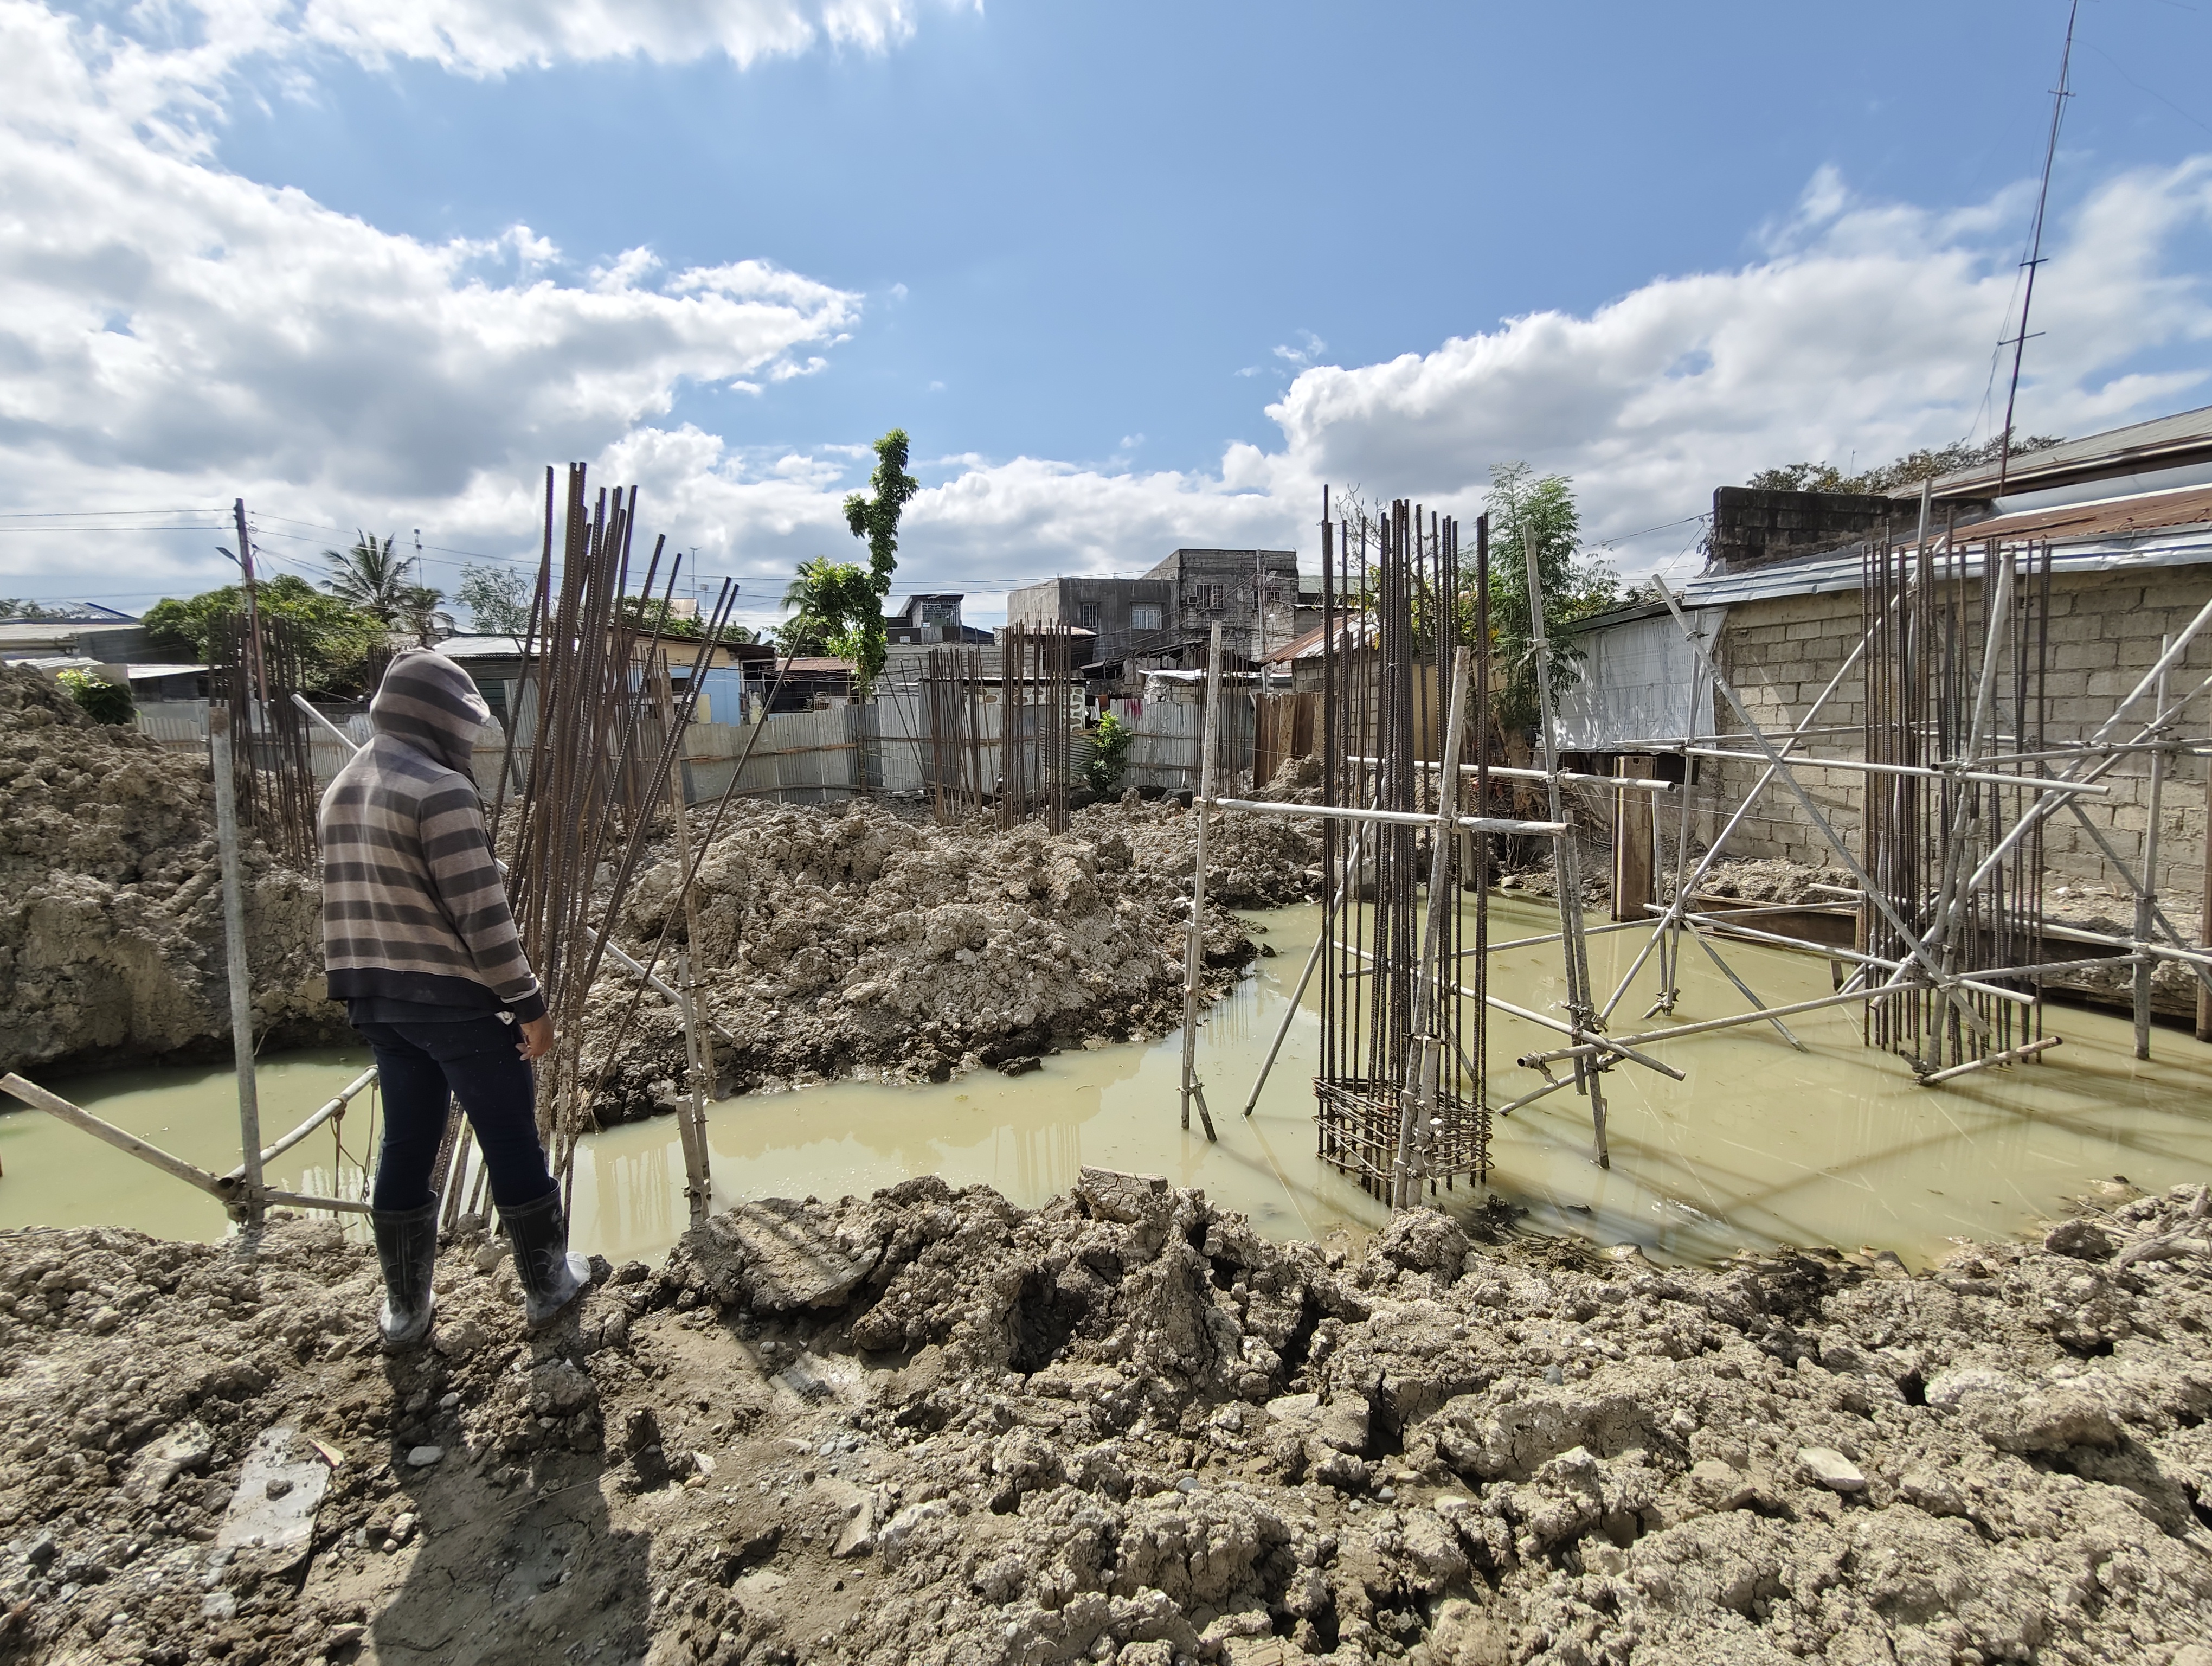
[0,612,150,665]
[884,594,993,648]
[1006,548,1318,686]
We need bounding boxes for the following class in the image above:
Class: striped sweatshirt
[318,649,546,1023]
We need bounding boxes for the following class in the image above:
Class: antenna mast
[1995,0,2078,498]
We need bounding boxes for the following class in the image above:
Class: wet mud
[5,1172,2211,1665]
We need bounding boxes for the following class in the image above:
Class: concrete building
[1006,548,1314,681]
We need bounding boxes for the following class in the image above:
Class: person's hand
[517,1015,555,1062]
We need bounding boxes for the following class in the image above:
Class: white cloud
[4,0,2210,622]
[0,0,860,590]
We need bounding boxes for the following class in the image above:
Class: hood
[370,648,490,777]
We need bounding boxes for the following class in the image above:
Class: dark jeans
[356,1015,557,1214]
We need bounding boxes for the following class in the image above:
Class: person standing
[319,648,591,1347]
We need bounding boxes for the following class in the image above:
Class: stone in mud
[1797,1445,1867,1492]
[122,1420,213,1503]
[1076,1166,1171,1225]
[2043,1219,2116,1260]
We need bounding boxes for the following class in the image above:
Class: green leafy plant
[1084,711,1134,795]
[56,668,133,724]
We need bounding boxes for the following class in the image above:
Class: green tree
[321,531,415,625]
[1481,463,1618,737]
[399,584,451,646]
[143,574,387,692]
[1747,433,2066,496]
[616,594,757,644]
[56,668,133,724]
[777,556,883,665]
[776,427,920,683]
[456,563,536,637]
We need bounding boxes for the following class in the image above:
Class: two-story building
[1006,548,1315,685]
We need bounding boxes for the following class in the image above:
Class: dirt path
[4,1172,2210,1664]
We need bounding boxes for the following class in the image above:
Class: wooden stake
[208,708,266,1242]
[1611,754,1656,923]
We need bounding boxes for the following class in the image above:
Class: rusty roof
[1931,481,2212,544]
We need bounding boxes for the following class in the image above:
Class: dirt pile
[6,1175,2211,1664]
[1075,760,1328,910]
[595,799,1259,1118]
[0,668,340,1078]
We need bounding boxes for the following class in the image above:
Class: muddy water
[5,898,2210,1268]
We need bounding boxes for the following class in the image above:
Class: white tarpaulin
[1552,607,1725,751]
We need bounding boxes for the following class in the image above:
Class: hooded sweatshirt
[318,649,545,1023]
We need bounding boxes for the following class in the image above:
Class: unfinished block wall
[1704,568,2212,907]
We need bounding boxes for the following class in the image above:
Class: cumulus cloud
[1253,159,2212,570]
[0,0,859,591]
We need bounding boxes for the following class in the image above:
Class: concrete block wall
[1701,569,2211,911]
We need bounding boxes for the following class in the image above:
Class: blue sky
[3,0,2211,629]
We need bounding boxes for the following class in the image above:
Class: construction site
[0,395,2210,1666]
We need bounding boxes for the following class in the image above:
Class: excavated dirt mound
[594,800,1262,1119]
[0,668,340,1077]
[5,1176,2211,1665]
[1075,761,1329,911]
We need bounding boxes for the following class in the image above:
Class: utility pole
[233,498,266,702]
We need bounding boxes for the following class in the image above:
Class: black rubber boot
[371,1203,439,1350]
[500,1189,591,1327]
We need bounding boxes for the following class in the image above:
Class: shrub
[56,668,133,725]
[1084,711,1133,795]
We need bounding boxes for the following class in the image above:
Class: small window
[1078,603,1099,630]
[1131,604,1162,632]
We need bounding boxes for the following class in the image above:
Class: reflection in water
[4,898,2209,1272]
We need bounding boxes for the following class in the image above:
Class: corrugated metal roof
[1261,620,1370,663]
[1682,523,2212,607]
[1894,405,2212,502]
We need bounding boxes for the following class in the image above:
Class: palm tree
[399,585,453,647]
[322,533,413,625]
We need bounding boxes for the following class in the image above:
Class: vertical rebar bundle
[996,622,1074,832]
[505,465,735,1194]
[1315,501,1488,1195]
[922,646,992,822]
[208,612,319,867]
[1861,531,2054,1074]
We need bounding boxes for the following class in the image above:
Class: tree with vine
[777,428,919,685]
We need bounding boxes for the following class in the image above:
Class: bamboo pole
[1,1074,228,1196]
[1180,623,1224,1140]
[2137,640,2171,1061]
[208,708,266,1241]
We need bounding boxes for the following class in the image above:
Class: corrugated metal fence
[136,689,1286,808]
